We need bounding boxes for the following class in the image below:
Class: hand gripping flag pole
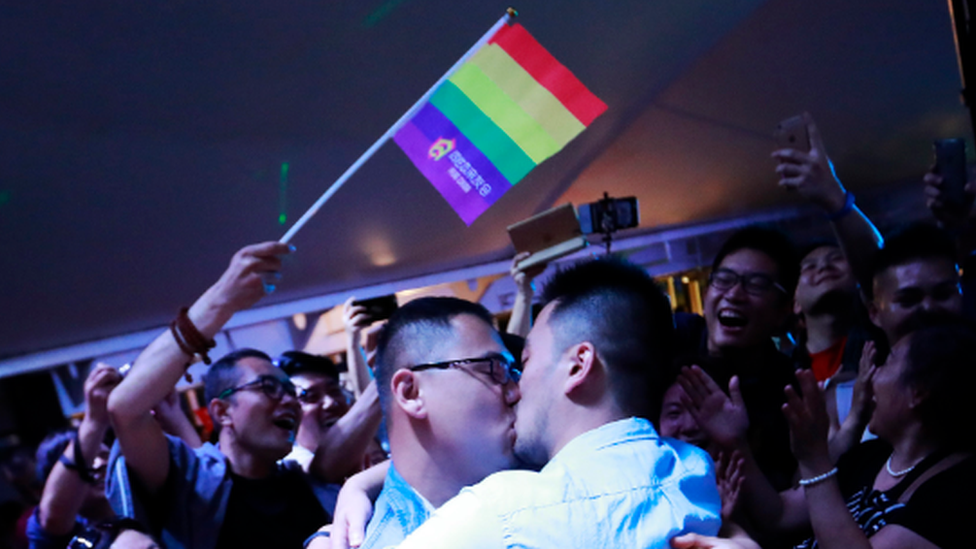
[279,8,518,244]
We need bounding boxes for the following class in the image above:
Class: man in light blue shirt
[393,258,721,549]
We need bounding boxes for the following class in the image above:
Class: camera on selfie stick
[578,193,640,253]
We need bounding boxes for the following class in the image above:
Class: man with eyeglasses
[672,226,801,490]
[106,242,336,549]
[327,297,522,549]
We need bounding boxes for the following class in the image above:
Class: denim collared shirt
[361,463,435,549]
[395,418,721,549]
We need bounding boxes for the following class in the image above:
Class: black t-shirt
[214,468,330,549]
[796,439,975,549]
[674,313,798,490]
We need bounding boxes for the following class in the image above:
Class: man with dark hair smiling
[676,225,799,489]
[701,226,799,357]
[793,241,864,378]
[868,222,964,346]
[791,240,879,463]
[278,351,382,485]
[382,258,720,549]
[106,242,336,549]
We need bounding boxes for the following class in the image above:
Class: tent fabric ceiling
[0,0,969,361]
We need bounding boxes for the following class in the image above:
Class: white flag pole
[280,8,518,244]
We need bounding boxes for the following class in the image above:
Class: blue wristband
[824,190,855,221]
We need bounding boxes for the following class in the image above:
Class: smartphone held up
[775,115,811,152]
[933,138,971,214]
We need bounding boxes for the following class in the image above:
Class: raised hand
[716,450,745,522]
[511,251,547,297]
[84,363,122,426]
[205,241,293,316]
[507,251,546,337]
[342,297,371,336]
[328,480,375,549]
[677,366,749,449]
[849,341,877,425]
[771,113,847,213]
[923,168,976,230]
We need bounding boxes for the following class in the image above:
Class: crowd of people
[2,113,975,549]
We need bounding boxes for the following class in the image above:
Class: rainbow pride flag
[394,23,607,225]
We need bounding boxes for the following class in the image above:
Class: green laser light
[279,163,289,225]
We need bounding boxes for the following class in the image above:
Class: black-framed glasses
[709,268,786,296]
[218,374,298,401]
[409,354,521,385]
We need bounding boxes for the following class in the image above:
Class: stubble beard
[513,411,549,468]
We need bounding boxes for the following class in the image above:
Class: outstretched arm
[312,460,390,549]
[308,302,384,482]
[923,169,976,261]
[342,297,373,398]
[107,242,292,493]
[37,363,119,535]
[772,113,882,291]
[506,252,546,338]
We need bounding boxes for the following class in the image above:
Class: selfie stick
[280,8,518,244]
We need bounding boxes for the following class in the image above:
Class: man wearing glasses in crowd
[106,242,335,549]
[336,297,522,549]
[674,226,800,490]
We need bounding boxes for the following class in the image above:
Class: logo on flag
[428,137,456,161]
[394,22,607,225]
